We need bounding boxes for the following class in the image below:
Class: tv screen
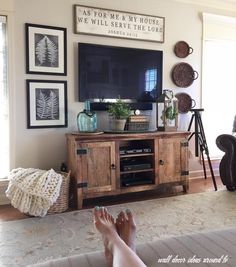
[78,43,163,103]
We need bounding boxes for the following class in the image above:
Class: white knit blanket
[6,168,62,217]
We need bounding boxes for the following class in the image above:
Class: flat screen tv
[78,43,163,103]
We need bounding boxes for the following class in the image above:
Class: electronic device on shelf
[119,147,152,155]
[120,155,152,172]
[121,163,152,172]
[120,148,143,155]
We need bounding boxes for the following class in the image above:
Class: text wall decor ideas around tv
[74,5,165,43]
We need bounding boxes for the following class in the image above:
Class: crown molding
[203,12,236,25]
[170,0,236,12]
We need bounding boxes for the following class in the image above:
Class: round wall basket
[174,41,193,58]
[175,92,196,114]
[171,62,198,88]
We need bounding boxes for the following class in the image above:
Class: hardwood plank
[0,176,225,221]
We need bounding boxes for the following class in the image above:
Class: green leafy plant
[165,106,178,120]
[108,97,131,119]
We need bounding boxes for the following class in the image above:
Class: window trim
[0,10,15,180]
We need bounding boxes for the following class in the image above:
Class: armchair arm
[216,134,236,190]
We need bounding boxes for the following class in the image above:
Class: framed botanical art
[25,23,67,75]
[26,80,68,128]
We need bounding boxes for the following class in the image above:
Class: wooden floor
[0,176,225,222]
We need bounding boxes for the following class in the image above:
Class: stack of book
[126,115,149,131]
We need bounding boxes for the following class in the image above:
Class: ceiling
[173,0,236,11]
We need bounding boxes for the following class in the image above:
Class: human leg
[93,207,146,267]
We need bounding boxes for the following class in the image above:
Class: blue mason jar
[77,101,97,132]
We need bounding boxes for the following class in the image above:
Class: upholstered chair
[216,134,236,191]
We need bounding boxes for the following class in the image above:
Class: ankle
[108,232,124,252]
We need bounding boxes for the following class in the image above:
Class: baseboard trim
[0,179,10,205]
[0,196,10,205]
[189,168,220,179]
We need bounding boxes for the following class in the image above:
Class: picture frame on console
[26,80,68,129]
[25,23,67,75]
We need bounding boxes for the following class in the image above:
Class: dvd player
[121,163,152,172]
[120,147,152,155]
[126,149,143,154]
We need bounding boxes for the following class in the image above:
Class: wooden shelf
[119,184,157,193]
[120,168,154,174]
[120,153,154,158]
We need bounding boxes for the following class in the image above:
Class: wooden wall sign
[74,5,165,43]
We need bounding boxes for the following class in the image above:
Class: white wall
[8,0,236,172]
[0,0,13,11]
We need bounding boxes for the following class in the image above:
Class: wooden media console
[67,131,190,209]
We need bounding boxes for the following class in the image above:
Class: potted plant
[108,97,131,131]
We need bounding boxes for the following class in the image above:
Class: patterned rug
[1,190,236,267]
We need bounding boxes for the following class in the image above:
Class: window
[202,13,236,158]
[0,15,9,178]
[145,69,157,92]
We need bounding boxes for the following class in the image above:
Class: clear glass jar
[77,101,97,132]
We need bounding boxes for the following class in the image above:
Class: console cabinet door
[77,141,116,194]
[158,137,189,184]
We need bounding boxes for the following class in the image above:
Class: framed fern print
[26,24,67,75]
[26,80,68,128]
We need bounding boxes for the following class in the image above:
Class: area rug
[1,190,236,267]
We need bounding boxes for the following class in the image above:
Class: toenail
[126,208,131,214]
[95,206,100,211]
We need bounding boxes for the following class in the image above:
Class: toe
[119,211,126,222]
[93,206,101,222]
[104,207,109,220]
[100,207,107,220]
[126,209,136,226]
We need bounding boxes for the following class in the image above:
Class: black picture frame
[25,23,67,75]
[26,80,68,128]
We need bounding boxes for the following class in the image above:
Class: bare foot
[94,207,146,267]
[116,209,136,252]
[93,206,118,267]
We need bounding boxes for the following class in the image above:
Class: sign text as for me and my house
[74,5,165,42]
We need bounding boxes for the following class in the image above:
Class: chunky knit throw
[6,168,62,217]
